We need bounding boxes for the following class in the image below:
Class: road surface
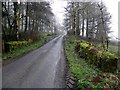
[2,35,66,88]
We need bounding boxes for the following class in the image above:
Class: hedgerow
[75,40,119,73]
[5,41,31,52]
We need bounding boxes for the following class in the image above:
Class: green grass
[2,35,53,61]
[108,44,118,55]
[65,36,100,88]
[65,37,98,77]
[95,43,118,56]
[2,39,44,61]
[65,36,119,88]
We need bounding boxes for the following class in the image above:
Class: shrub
[75,41,80,53]
[75,40,119,72]
[20,31,41,42]
[100,52,118,72]
[5,41,29,52]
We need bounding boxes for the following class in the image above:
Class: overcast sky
[50,0,120,40]
[102,0,120,40]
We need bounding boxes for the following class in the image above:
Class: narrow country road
[2,35,66,88]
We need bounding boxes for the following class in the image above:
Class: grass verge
[2,35,55,61]
[94,42,119,56]
[65,36,119,89]
[108,44,118,55]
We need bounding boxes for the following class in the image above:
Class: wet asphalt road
[2,35,66,88]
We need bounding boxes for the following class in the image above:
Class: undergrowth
[65,36,119,89]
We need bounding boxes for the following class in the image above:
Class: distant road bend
[3,35,66,88]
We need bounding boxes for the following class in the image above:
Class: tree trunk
[28,16,31,31]
[32,19,34,31]
[24,2,28,32]
[76,2,80,36]
[82,17,84,37]
[86,17,89,38]
[91,18,95,38]
[71,2,75,35]
[13,2,19,41]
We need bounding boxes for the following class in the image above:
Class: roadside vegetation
[108,45,118,55]
[94,43,118,56]
[2,1,59,61]
[65,36,119,89]
[2,34,56,61]
[64,1,120,88]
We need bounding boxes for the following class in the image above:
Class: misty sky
[50,0,120,40]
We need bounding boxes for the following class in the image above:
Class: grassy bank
[65,36,119,89]
[108,45,118,55]
[95,43,118,56]
[2,35,56,61]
